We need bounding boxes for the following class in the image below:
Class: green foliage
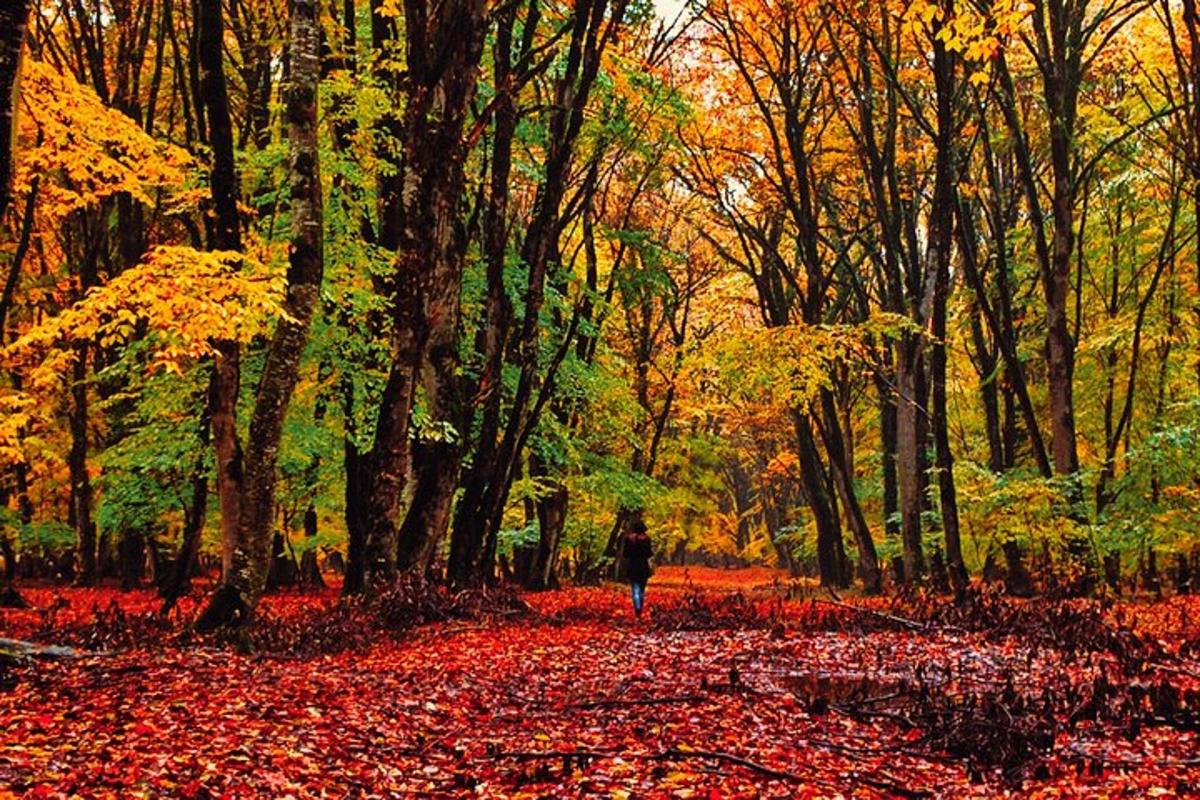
[19,518,76,554]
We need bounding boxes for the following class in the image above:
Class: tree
[198,0,325,627]
[0,0,31,222]
[447,0,632,585]
[360,0,489,584]
[990,0,1145,513]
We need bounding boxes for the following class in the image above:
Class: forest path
[2,576,1198,798]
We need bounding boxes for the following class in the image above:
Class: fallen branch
[806,736,943,764]
[660,746,807,784]
[1065,743,1200,769]
[1150,663,1200,681]
[816,599,931,633]
[567,694,710,710]
[0,638,88,660]
[492,746,931,798]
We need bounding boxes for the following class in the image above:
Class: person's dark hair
[630,519,647,535]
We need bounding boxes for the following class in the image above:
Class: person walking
[623,519,653,617]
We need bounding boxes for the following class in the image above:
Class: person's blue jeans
[630,581,647,615]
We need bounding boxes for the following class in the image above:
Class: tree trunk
[118,529,146,590]
[69,342,97,585]
[210,343,241,579]
[395,230,471,570]
[727,460,756,553]
[0,480,16,585]
[365,0,488,587]
[818,393,880,593]
[196,0,246,582]
[969,304,1005,473]
[397,440,459,571]
[927,11,966,592]
[1045,196,1081,498]
[448,37,516,583]
[6,427,33,586]
[0,0,30,222]
[894,337,925,582]
[266,532,298,589]
[793,411,844,588]
[160,458,207,608]
[528,477,568,590]
[160,376,214,610]
[199,0,323,626]
[299,505,324,587]
[362,339,418,581]
[341,431,370,595]
[876,366,900,538]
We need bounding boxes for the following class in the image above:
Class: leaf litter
[1,569,1198,798]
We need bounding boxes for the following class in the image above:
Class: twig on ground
[1150,663,1200,681]
[815,599,932,632]
[1065,744,1200,769]
[0,637,91,660]
[806,736,943,763]
[491,746,932,798]
[566,694,710,710]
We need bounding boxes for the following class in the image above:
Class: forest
[1,0,1200,796]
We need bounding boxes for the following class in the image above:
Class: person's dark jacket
[623,534,653,585]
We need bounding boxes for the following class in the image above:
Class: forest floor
[2,567,1199,799]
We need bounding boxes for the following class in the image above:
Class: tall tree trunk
[448,0,519,585]
[793,411,845,588]
[199,0,324,626]
[118,529,147,589]
[876,364,900,537]
[1045,168,1081,498]
[396,440,459,571]
[362,332,418,580]
[1187,0,1200,393]
[524,453,568,590]
[341,415,370,595]
[357,0,415,584]
[68,217,103,587]
[0,0,30,222]
[196,0,246,580]
[969,304,1005,473]
[894,337,925,582]
[727,459,756,552]
[6,369,33,585]
[364,0,488,586]
[393,209,471,569]
[818,392,880,593]
[1149,262,1178,504]
[69,342,97,585]
[928,5,966,591]
[0,516,15,584]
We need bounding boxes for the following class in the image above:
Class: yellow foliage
[0,392,36,468]
[3,246,285,388]
[689,313,917,417]
[13,59,194,223]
